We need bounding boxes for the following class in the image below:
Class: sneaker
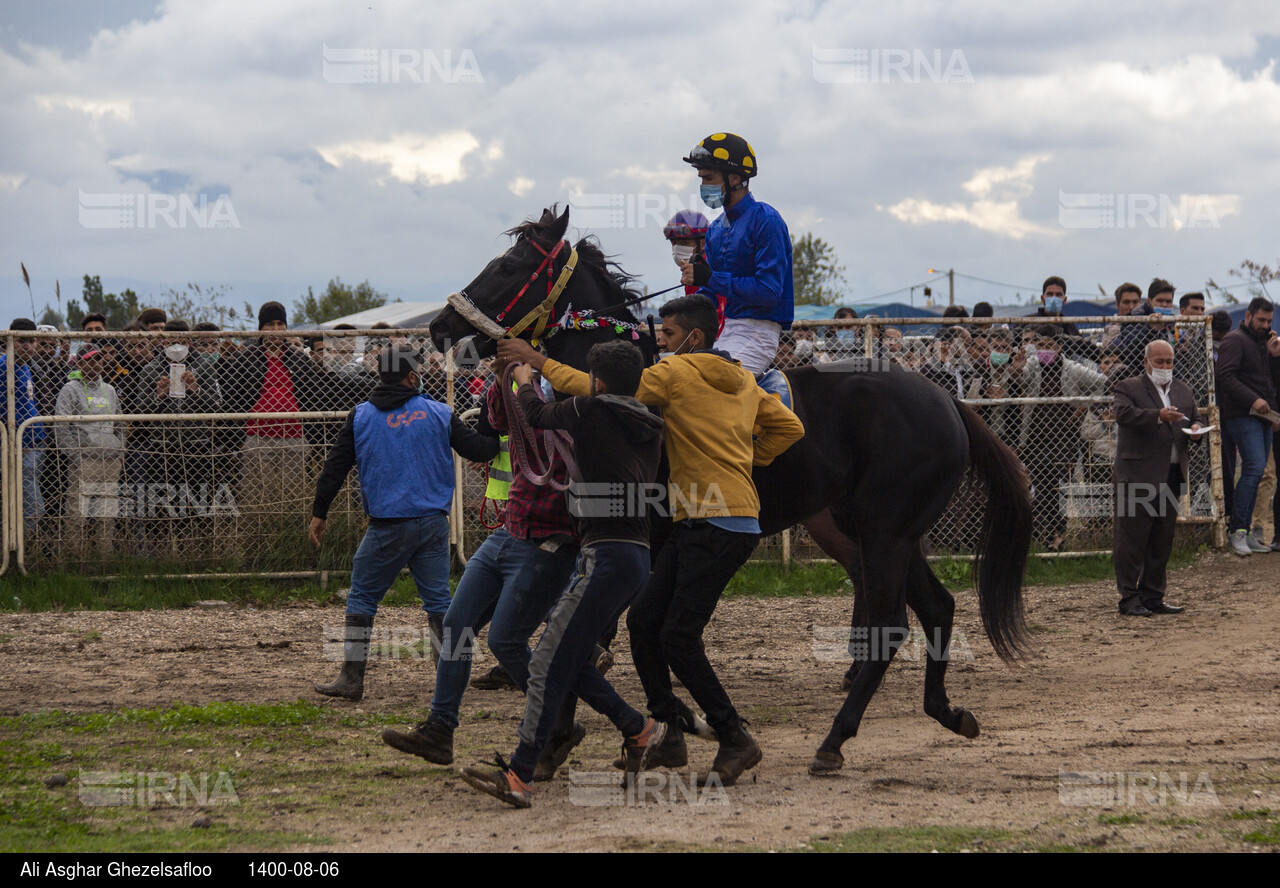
[381,717,454,764]
[1250,525,1267,546]
[460,756,532,809]
[1271,539,1280,552]
[1229,530,1253,557]
[620,718,667,777]
[1247,534,1271,554]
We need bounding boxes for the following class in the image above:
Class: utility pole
[927,267,956,307]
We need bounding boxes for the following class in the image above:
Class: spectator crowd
[771,277,1279,555]
[1,302,460,563]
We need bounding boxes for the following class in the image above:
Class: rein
[448,238,579,349]
[446,243,680,349]
[499,362,577,490]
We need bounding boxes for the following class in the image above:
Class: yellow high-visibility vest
[485,435,512,502]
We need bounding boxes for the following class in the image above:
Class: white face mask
[671,245,695,267]
[165,343,190,363]
[658,330,694,361]
[1148,367,1173,387]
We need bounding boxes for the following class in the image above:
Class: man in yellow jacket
[497,294,804,786]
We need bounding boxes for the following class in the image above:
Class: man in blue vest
[679,132,794,376]
[310,347,497,701]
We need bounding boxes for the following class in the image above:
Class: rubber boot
[315,613,373,701]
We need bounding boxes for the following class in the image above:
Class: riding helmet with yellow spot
[682,133,758,179]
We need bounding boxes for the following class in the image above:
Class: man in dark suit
[1112,340,1205,616]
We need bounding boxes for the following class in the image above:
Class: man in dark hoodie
[309,347,497,701]
[460,340,667,809]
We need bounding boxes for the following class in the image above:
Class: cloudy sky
[3,0,1280,325]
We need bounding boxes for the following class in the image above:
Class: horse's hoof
[809,748,844,776]
[956,709,980,739]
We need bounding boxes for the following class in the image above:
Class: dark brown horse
[430,206,1032,773]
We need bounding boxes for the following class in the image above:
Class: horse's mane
[504,204,644,317]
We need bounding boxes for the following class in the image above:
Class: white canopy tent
[315,301,449,330]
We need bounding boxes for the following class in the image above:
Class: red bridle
[494,238,567,326]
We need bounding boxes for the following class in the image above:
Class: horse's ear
[550,205,570,241]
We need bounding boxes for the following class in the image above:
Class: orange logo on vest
[386,408,430,429]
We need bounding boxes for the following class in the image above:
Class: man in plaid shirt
[382,375,587,777]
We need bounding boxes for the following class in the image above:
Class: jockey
[680,133,794,376]
[663,210,710,298]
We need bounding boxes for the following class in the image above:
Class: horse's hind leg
[800,509,865,691]
[810,533,912,775]
[906,551,980,739]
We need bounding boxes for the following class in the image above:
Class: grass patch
[0,570,451,614]
[802,826,1011,853]
[1228,807,1271,820]
[0,545,1206,612]
[1098,812,1144,825]
[1241,821,1280,845]
[742,704,795,726]
[723,562,849,599]
[0,700,423,852]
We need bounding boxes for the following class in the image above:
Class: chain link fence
[773,315,1224,561]
[1,316,1224,578]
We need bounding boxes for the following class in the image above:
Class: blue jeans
[345,513,451,617]
[1223,416,1273,534]
[22,449,45,539]
[430,527,577,730]
[509,543,650,783]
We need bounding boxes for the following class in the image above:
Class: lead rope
[499,362,577,491]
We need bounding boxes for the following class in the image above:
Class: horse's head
[431,205,571,359]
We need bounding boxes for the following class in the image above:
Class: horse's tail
[956,399,1031,663]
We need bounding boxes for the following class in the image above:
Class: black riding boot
[315,614,374,701]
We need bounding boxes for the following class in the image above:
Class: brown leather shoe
[699,723,762,787]
[381,716,454,764]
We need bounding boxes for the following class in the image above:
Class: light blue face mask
[1153,305,1176,316]
[699,183,724,210]
[989,351,1010,367]
[1044,296,1064,314]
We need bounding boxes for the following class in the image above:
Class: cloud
[508,175,535,197]
[881,156,1056,239]
[34,94,133,120]
[315,131,486,186]
[962,155,1048,198]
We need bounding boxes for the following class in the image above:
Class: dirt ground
[1,550,1278,852]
